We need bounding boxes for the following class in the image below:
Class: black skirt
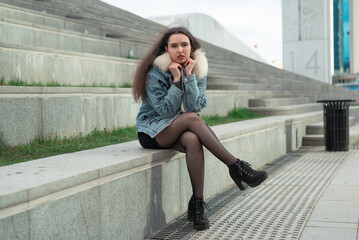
[138,132,169,149]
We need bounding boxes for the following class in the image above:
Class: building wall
[282,0,334,84]
[351,0,359,73]
[148,13,269,64]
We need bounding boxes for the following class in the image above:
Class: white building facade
[282,0,334,84]
[351,0,359,73]
[148,13,269,64]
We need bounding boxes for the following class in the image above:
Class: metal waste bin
[317,99,355,151]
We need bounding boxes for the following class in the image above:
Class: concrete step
[207,73,267,84]
[0,42,138,87]
[0,3,156,45]
[305,116,356,135]
[247,103,322,116]
[302,134,325,146]
[0,17,148,59]
[248,97,310,107]
[302,123,359,146]
[0,0,163,36]
[207,82,282,92]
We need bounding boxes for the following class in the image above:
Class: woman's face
[165,33,192,65]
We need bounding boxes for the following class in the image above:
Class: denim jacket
[136,49,208,138]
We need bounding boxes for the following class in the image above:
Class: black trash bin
[317,99,355,151]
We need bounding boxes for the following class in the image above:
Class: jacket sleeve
[146,70,183,117]
[183,74,207,113]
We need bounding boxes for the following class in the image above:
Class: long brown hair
[132,27,202,102]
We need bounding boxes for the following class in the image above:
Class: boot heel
[229,159,268,191]
[233,179,245,190]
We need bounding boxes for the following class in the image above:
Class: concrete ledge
[0,44,138,86]
[305,116,356,135]
[302,124,359,147]
[247,103,323,116]
[249,97,310,107]
[0,111,323,239]
[0,88,252,146]
[349,124,359,144]
[303,116,358,146]
[207,82,282,92]
[306,123,325,135]
[1,88,356,147]
[302,134,325,146]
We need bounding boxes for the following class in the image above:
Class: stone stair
[0,9,149,58]
[246,96,322,116]
[302,116,358,146]
[248,97,309,107]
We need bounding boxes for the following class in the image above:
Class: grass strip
[0,108,263,167]
[202,107,263,125]
[0,127,137,167]
[0,77,132,88]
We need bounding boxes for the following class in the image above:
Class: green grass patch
[202,107,263,126]
[0,108,263,167]
[0,76,131,88]
[0,127,137,167]
[121,83,132,88]
[0,76,5,85]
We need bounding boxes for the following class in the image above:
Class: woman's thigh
[156,112,202,147]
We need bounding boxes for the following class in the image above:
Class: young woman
[132,27,268,231]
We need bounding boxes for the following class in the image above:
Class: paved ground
[146,144,359,240]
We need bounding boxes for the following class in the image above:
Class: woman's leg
[172,131,209,230]
[156,112,237,166]
[172,131,204,198]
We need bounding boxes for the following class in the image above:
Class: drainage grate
[190,148,350,240]
[145,150,307,240]
[145,186,246,240]
[146,147,353,240]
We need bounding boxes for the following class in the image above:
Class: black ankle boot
[187,196,209,230]
[229,159,268,190]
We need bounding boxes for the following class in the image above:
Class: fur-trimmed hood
[153,49,208,79]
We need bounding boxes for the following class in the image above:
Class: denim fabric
[136,66,207,138]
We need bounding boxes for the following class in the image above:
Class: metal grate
[146,147,354,240]
[190,148,350,240]
[145,185,245,240]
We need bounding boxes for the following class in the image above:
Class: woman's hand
[184,58,196,76]
[168,62,182,82]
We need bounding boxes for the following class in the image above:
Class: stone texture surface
[0,212,29,240]
[30,191,97,240]
[0,112,327,239]
[0,89,275,146]
[299,151,359,240]
[0,97,41,146]
[0,46,138,87]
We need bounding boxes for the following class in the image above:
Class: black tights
[155,113,237,199]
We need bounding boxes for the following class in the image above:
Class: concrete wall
[1,83,359,147]
[0,111,323,239]
[0,87,254,147]
[351,0,359,73]
[0,44,138,86]
[282,0,334,84]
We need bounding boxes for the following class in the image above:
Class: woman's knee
[181,112,202,124]
[181,131,202,150]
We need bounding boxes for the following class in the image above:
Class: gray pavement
[146,144,359,240]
